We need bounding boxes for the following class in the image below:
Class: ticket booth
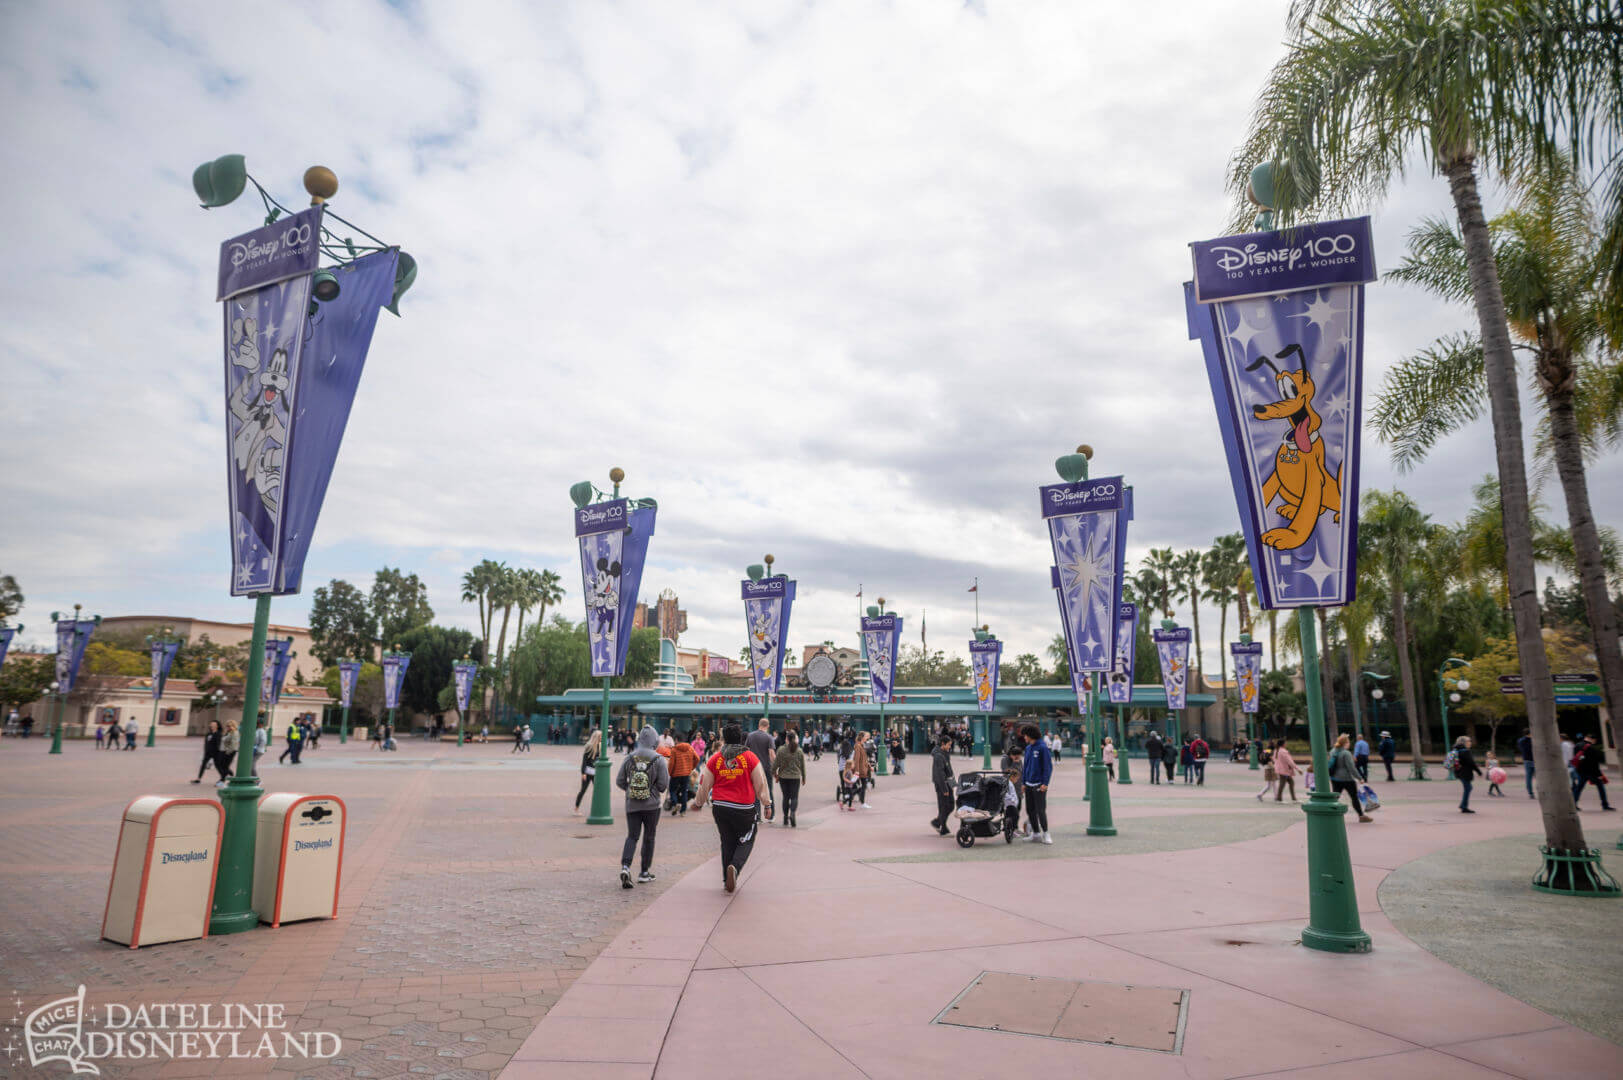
[101,797,223,948]
[253,794,346,927]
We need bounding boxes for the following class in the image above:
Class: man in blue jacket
[1020,724,1053,845]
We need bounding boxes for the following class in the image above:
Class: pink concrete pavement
[504,761,1620,1079]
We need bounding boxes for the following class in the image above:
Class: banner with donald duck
[969,636,1002,713]
[1232,640,1263,714]
[1153,625,1191,711]
[575,498,657,678]
[220,206,398,597]
[1185,216,1376,609]
[741,575,796,697]
[860,614,902,705]
[1107,603,1138,706]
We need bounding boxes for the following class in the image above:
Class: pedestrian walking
[1103,737,1116,781]
[278,718,304,764]
[1020,724,1053,844]
[774,732,805,828]
[1353,733,1370,781]
[1145,730,1164,785]
[1378,730,1397,782]
[616,726,669,889]
[192,721,224,784]
[690,723,772,893]
[850,730,873,808]
[930,733,955,836]
[123,716,138,749]
[217,721,239,786]
[103,718,120,751]
[1180,737,1195,784]
[252,720,267,777]
[1560,733,1576,786]
[745,718,777,814]
[1517,728,1535,799]
[1449,735,1481,813]
[94,722,105,749]
[1162,737,1178,786]
[1255,742,1276,801]
[1329,734,1373,822]
[889,730,906,775]
[668,736,698,815]
[1190,735,1209,785]
[512,725,525,753]
[1273,741,1298,802]
[1571,734,1614,811]
[575,730,602,813]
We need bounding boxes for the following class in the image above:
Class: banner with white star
[338,660,361,710]
[742,576,795,697]
[382,653,411,711]
[969,637,1002,713]
[1185,217,1376,609]
[54,617,97,694]
[0,625,15,671]
[1041,476,1129,678]
[453,660,478,713]
[1107,603,1137,705]
[1153,626,1191,711]
[1232,641,1263,714]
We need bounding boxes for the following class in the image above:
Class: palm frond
[1370,332,1487,470]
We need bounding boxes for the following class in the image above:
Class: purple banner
[262,638,293,707]
[1231,641,1263,714]
[1190,216,1375,303]
[149,640,181,701]
[0,626,15,670]
[218,206,323,301]
[338,660,361,710]
[860,614,902,705]
[1153,626,1191,711]
[577,501,657,678]
[1107,603,1138,705]
[1042,476,1129,675]
[1187,217,1372,610]
[1049,566,1091,714]
[54,617,97,694]
[969,638,1002,713]
[742,576,796,696]
[453,661,478,713]
[382,653,410,711]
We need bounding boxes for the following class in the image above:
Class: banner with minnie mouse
[1107,603,1138,706]
[219,207,399,597]
[576,499,658,678]
[741,576,795,697]
[860,614,902,705]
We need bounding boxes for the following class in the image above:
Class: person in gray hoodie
[616,726,670,889]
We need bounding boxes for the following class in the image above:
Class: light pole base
[208,777,264,936]
[1298,795,1371,953]
[49,730,63,754]
[586,754,615,825]
[1409,760,1430,780]
[146,727,156,748]
[1086,762,1115,835]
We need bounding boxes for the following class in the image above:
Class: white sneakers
[1040,832,1053,844]
[1026,830,1053,844]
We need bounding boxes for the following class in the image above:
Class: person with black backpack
[616,726,669,889]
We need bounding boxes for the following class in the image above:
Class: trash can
[101,796,224,948]
[253,794,346,927]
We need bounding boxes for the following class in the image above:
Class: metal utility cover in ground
[935,971,1188,1053]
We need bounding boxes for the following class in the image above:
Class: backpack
[627,757,654,801]
[1442,749,1459,776]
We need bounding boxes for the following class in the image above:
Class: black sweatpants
[621,807,659,873]
[1025,787,1048,834]
[712,804,759,877]
[934,788,955,831]
[778,778,801,825]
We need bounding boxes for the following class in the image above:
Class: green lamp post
[145,626,181,747]
[383,644,411,739]
[211,592,272,935]
[48,606,99,755]
[1437,658,1470,753]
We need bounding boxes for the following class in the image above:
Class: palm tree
[1372,160,1623,756]
[1232,0,1621,856]
[1334,593,1377,738]
[1173,551,1205,696]
[1142,547,1179,618]
[1203,533,1247,735]
[1361,491,1438,779]
[460,559,506,665]
[535,569,564,629]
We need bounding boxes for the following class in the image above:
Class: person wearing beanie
[616,726,669,889]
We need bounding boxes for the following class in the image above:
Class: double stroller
[952,771,1017,847]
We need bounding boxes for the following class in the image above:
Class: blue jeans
[1573,776,1612,809]
[1459,777,1473,809]
[1524,763,1534,797]
[1149,758,1162,783]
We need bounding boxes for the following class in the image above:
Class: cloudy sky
[4,0,1618,679]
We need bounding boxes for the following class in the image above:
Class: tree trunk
[1344,641,1363,739]
[1544,380,1623,766]
[1408,626,1430,753]
[1218,602,1229,741]
[1446,156,1584,851]
[1268,609,1278,669]
[1189,588,1203,688]
[1390,571,1425,772]
[1316,607,1337,745]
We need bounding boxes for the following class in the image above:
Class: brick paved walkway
[0,736,732,1079]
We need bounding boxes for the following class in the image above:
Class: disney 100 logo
[576,502,625,529]
[228,222,314,269]
[1046,481,1118,507]
[1211,232,1357,276]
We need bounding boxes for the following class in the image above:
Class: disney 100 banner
[742,576,796,696]
[1232,640,1263,714]
[969,637,1002,712]
[1185,217,1376,608]
[576,498,657,679]
[1041,478,1131,700]
[220,206,399,597]
[861,614,903,705]
[1107,603,1137,706]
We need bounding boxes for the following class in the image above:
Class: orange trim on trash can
[102,797,224,949]
[270,795,346,928]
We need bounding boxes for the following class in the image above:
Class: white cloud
[2,0,1618,676]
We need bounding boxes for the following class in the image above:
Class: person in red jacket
[667,737,700,815]
[691,723,773,892]
[1190,735,1210,785]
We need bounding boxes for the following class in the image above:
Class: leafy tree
[1046,635,1070,687]
[319,661,384,721]
[81,642,149,677]
[394,624,477,717]
[1005,654,1046,686]
[0,574,21,621]
[895,645,969,687]
[371,567,433,647]
[308,579,377,666]
[169,633,252,683]
[1542,577,1596,631]
[1361,490,1440,773]
[1256,668,1305,743]
[625,626,660,686]
[1202,533,1246,730]
[0,654,53,715]
[506,618,659,702]
[1140,548,1178,619]
[1457,627,1598,757]
[1232,0,1623,864]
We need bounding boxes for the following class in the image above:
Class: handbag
[1359,784,1380,811]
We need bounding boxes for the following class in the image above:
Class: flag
[0,625,17,670]
[741,575,796,696]
[967,583,978,592]
[860,614,903,705]
[453,660,478,713]
[262,638,294,707]
[382,653,411,711]
[149,640,181,701]
[1186,216,1375,609]
[1042,477,1130,676]
[54,617,97,694]
[1107,603,1138,705]
[1232,641,1263,714]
